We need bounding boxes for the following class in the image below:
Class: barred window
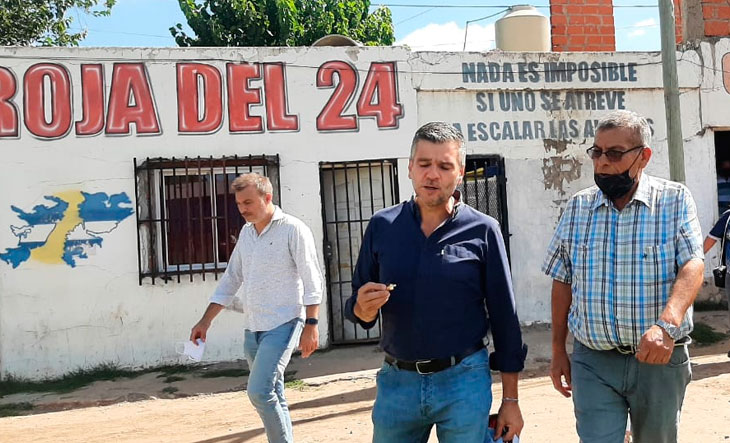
[457,155,510,258]
[133,155,280,284]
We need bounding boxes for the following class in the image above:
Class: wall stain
[543,138,570,154]
[542,156,582,195]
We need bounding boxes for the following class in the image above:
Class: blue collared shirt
[542,174,704,350]
[345,198,526,372]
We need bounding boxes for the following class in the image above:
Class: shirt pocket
[440,244,481,280]
[641,242,676,294]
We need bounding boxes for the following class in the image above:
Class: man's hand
[636,325,673,364]
[190,320,211,344]
[495,401,523,441]
[550,348,572,398]
[353,282,391,322]
[298,324,318,358]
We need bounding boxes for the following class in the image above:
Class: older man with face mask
[542,110,705,443]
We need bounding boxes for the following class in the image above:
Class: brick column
[550,0,616,52]
[676,0,730,41]
[702,0,730,37]
[674,0,684,43]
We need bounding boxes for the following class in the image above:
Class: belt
[384,343,485,375]
[614,336,691,355]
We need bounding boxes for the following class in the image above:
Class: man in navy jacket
[345,122,526,442]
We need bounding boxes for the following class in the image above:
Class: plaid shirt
[542,174,704,350]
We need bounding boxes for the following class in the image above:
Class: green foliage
[170,0,394,47]
[0,0,115,46]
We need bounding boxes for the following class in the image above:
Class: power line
[464,8,508,50]
[396,7,436,25]
[70,27,175,39]
[4,54,725,76]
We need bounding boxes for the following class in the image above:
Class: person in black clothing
[345,122,526,442]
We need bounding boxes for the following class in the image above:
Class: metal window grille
[457,155,511,257]
[319,159,399,345]
[133,154,280,285]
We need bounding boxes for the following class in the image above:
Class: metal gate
[319,159,399,344]
[458,155,511,257]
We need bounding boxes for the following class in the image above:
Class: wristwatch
[655,319,682,340]
[305,318,319,325]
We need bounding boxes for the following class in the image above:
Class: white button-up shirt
[210,206,323,332]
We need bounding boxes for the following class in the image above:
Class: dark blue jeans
[371,348,493,443]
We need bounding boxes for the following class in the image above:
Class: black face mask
[594,150,643,200]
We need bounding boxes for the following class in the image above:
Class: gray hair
[596,110,652,147]
[410,122,466,166]
[231,172,273,195]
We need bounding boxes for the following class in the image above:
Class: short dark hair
[410,121,466,166]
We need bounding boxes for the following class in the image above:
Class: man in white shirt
[190,173,323,443]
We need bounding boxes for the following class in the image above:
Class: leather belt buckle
[616,345,636,355]
[415,359,435,375]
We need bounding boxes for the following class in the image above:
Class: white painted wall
[0,47,417,379]
[2,41,730,379]
[411,48,724,322]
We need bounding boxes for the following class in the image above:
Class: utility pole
[658,0,685,183]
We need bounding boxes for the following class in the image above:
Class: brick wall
[701,0,730,37]
[549,0,729,51]
[550,0,616,51]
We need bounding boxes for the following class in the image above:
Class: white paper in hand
[176,338,206,362]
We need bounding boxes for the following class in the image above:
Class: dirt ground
[1,311,729,443]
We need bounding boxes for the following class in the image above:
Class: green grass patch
[284,379,305,389]
[198,368,250,378]
[161,386,179,394]
[0,363,141,397]
[163,375,186,383]
[0,402,34,417]
[283,370,297,382]
[690,322,729,346]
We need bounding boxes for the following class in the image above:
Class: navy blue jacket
[344,199,526,372]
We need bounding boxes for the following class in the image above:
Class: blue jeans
[243,317,304,443]
[372,348,493,443]
[571,340,691,443]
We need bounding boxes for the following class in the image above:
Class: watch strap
[655,319,682,340]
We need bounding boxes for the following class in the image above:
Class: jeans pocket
[376,360,395,377]
[458,349,489,370]
[667,345,689,368]
[572,339,590,355]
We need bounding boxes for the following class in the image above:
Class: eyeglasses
[586,145,644,162]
